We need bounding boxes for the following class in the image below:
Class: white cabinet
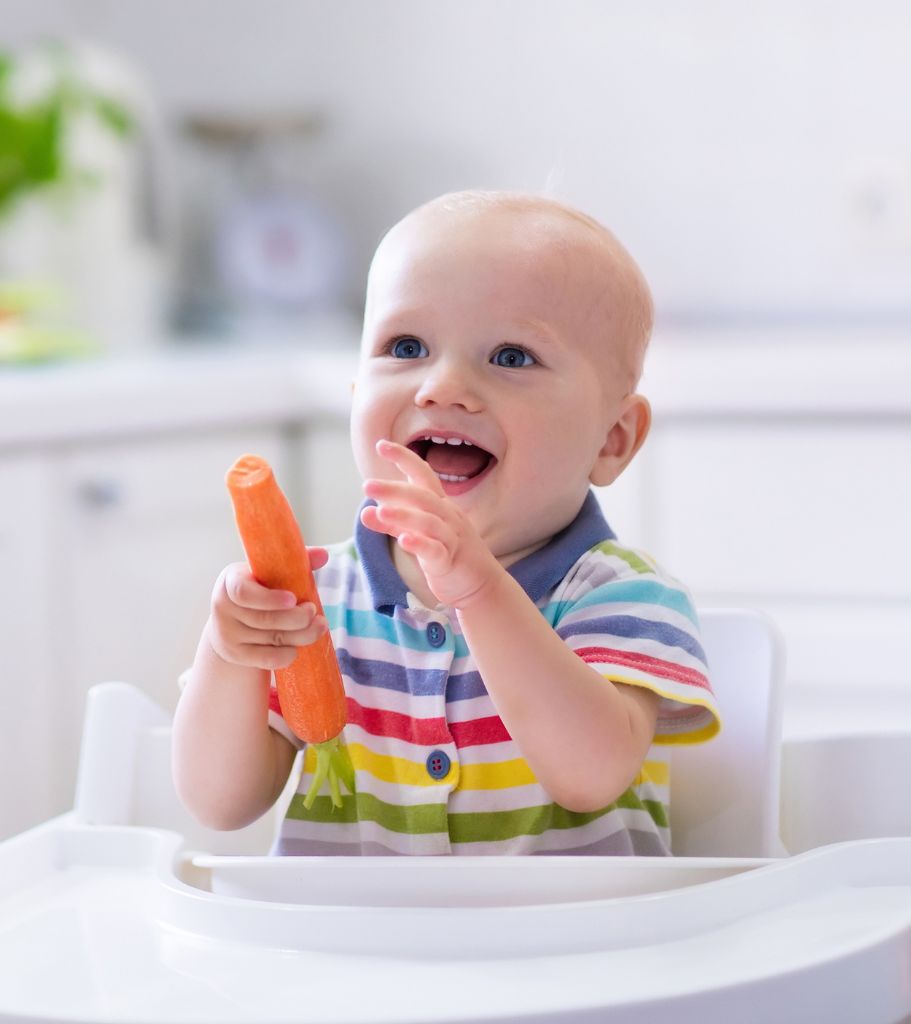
[598,413,911,692]
[296,420,363,545]
[52,428,287,819]
[0,420,364,839]
[0,455,56,837]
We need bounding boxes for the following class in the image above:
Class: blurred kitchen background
[1,0,909,839]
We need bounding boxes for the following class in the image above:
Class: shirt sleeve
[553,556,721,744]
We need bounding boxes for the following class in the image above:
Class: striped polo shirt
[268,491,720,856]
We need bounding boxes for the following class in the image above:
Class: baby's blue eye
[492,346,535,368]
[390,337,428,359]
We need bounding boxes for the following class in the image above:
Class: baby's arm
[362,441,658,813]
[171,555,328,830]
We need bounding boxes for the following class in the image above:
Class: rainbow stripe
[268,493,720,857]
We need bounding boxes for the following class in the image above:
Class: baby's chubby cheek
[348,392,380,478]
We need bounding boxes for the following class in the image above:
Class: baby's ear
[589,394,651,487]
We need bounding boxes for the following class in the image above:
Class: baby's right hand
[205,554,330,670]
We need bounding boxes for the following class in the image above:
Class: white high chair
[8,607,911,1024]
[72,606,787,859]
[670,607,786,857]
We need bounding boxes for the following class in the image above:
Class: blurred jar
[0,38,171,360]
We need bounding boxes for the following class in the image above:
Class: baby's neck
[390,542,440,608]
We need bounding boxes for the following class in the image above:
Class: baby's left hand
[360,440,501,608]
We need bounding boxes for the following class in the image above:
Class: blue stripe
[445,670,488,702]
[337,649,449,697]
[324,606,468,657]
[557,615,706,664]
[546,580,698,626]
[338,649,488,703]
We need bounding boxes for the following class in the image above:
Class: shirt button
[426,749,451,780]
[426,622,446,647]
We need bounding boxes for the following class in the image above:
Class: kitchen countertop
[1,323,910,448]
[642,324,911,417]
[0,339,360,449]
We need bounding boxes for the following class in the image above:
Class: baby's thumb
[307,546,330,570]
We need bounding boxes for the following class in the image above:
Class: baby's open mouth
[407,435,496,484]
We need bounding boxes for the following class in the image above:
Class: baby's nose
[414,360,482,411]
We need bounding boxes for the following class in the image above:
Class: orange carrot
[225,454,354,809]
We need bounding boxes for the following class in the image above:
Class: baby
[172,190,720,856]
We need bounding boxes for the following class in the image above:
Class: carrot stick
[225,454,354,809]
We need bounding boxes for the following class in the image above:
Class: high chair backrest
[669,607,786,858]
[73,607,785,859]
[74,681,281,854]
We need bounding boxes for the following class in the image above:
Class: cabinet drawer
[651,422,911,600]
[62,429,288,522]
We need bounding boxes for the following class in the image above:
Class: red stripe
[345,697,451,746]
[271,688,511,749]
[450,715,512,747]
[576,646,711,691]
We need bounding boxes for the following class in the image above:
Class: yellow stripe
[304,742,459,788]
[304,743,672,792]
[633,758,670,787]
[459,758,538,790]
[593,671,723,744]
[655,717,721,745]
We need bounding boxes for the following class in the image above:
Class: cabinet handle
[76,479,124,509]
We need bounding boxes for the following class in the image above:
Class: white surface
[0,455,56,837]
[8,3,911,323]
[648,422,911,600]
[669,608,785,857]
[192,851,768,907]
[642,327,911,416]
[0,336,360,447]
[2,820,911,1022]
[783,733,911,854]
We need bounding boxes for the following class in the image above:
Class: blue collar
[354,491,615,614]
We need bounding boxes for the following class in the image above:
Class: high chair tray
[191,850,769,906]
[2,817,911,1023]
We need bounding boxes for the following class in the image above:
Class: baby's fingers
[218,563,297,611]
[375,439,445,495]
[368,502,449,547]
[209,607,329,670]
[238,613,329,653]
[234,599,321,633]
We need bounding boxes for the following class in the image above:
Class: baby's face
[351,206,635,563]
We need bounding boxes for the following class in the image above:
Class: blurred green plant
[0,281,95,362]
[0,42,134,220]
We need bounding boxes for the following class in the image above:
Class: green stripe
[641,798,668,829]
[287,791,449,834]
[543,579,697,626]
[288,789,667,841]
[449,804,609,843]
[450,789,667,843]
[594,541,656,575]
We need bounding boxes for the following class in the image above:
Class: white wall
[3,0,910,325]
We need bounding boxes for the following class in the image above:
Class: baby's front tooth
[430,435,446,444]
[446,437,463,445]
